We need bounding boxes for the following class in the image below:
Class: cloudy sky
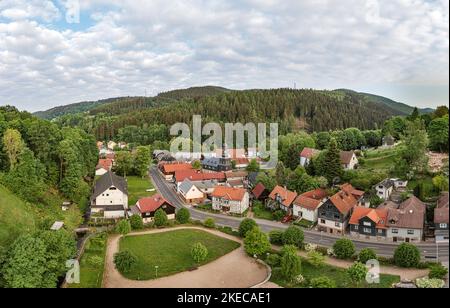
[0,0,448,112]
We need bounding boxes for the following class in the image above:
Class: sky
[0,0,448,112]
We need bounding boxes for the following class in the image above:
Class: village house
[434,192,449,243]
[90,171,128,219]
[267,186,298,215]
[95,158,114,176]
[234,157,250,169]
[252,183,269,201]
[384,196,426,243]
[159,162,193,181]
[247,172,260,189]
[293,188,328,223]
[190,180,220,196]
[178,179,206,204]
[175,170,226,189]
[317,186,359,234]
[201,157,232,172]
[340,151,359,170]
[374,178,409,200]
[132,195,176,224]
[349,207,389,240]
[299,147,320,167]
[382,135,395,148]
[211,186,249,214]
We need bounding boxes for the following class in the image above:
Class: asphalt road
[149,167,449,260]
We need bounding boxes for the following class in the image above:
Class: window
[354,225,359,231]
[335,222,340,228]
[378,229,383,234]
[391,229,398,234]
[440,223,448,229]
[321,219,325,224]
[363,222,371,227]
[363,228,371,234]
[407,230,414,235]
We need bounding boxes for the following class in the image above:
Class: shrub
[333,238,355,259]
[154,209,168,227]
[307,250,325,267]
[280,245,298,256]
[393,243,421,268]
[280,250,302,282]
[243,227,271,256]
[347,262,368,286]
[203,218,215,228]
[87,255,103,267]
[416,277,445,289]
[294,274,305,285]
[265,254,281,267]
[358,248,377,264]
[176,208,191,224]
[115,220,131,235]
[304,243,318,253]
[429,264,448,280]
[129,215,144,230]
[316,246,329,256]
[282,226,304,248]
[268,230,284,245]
[113,250,137,273]
[273,210,285,221]
[310,276,336,288]
[239,218,257,238]
[191,243,208,264]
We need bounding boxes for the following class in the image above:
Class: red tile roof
[252,183,267,199]
[137,194,174,213]
[269,186,297,208]
[329,190,358,215]
[211,186,247,201]
[162,163,193,174]
[300,148,320,159]
[294,189,328,211]
[349,207,388,229]
[340,183,364,198]
[96,159,113,170]
[175,170,226,183]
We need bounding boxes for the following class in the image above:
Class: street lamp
[155,265,159,278]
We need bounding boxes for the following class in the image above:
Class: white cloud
[0,0,448,111]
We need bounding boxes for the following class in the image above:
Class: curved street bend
[149,167,449,261]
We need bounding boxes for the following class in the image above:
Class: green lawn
[270,258,400,288]
[360,148,399,171]
[127,176,155,206]
[119,229,241,280]
[68,233,107,288]
[0,185,37,248]
[253,203,275,221]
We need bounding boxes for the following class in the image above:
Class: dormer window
[110,187,117,190]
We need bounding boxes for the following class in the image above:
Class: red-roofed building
[95,159,113,176]
[211,186,249,214]
[349,207,388,240]
[340,151,359,170]
[133,195,176,223]
[293,189,328,223]
[299,148,321,167]
[159,163,193,180]
[175,170,226,187]
[267,186,298,214]
[252,183,269,201]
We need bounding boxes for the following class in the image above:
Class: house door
[393,237,397,242]
[406,238,410,243]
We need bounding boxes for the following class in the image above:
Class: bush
[280,245,298,256]
[203,218,215,228]
[280,250,302,282]
[113,250,137,273]
[268,230,284,245]
[239,218,257,238]
[429,264,448,280]
[154,209,168,227]
[243,227,271,256]
[273,210,285,221]
[191,243,208,264]
[115,220,131,235]
[316,246,329,256]
[347,262,368,286]
[87,255,103,267]
[129,215,144,230]
[282,226,304,248]
[358,248,377,264]
[393,243,421,268]
[266,254,281,267]
[307,250,325,267]
[176,208,191,224]
[416,277,445,289]
[333,238,355,260]
[310,276,336,288]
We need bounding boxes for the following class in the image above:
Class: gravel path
[102,227,268,288]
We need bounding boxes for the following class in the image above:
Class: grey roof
[248,172,260,185]
[377,179,395,189]
[192,180,218,190]
[91,171,128,200]
[179,179,195,195]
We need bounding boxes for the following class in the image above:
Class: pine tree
[323,138,343,184]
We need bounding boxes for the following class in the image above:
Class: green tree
[322,138,343,184]
[203,217,215,228]
[256,172,277,192]
[114,250,137,273]
[239,218,258,238]
[176,208,191,224]
[347,262,368,286]
[192,160,202,170]
[243,227,271,256]
[433,106,449,119]
[115,151,133,177]
[115,220,131,235]
[307,250,325,267]
[275,161,287,186]
[333,238,355,260]
[2,128,24,170]
[432,175,449,193]
[408,107,420,121]
[280,248,302,282]
[358,248,377,264]
[246,159,260,172]
[268,230,284,245]
[282,226,304,248]
[134,146,151,177]
[191,242,208,264]
[394,243,421,268]
[429,264,448,280]
[428,116,448,153]
[310,276,336,288]
[130,215,144,230]
[154,209,168,227]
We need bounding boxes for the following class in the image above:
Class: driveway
[103,227,268,288]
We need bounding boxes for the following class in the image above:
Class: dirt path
[103,227,268,288]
